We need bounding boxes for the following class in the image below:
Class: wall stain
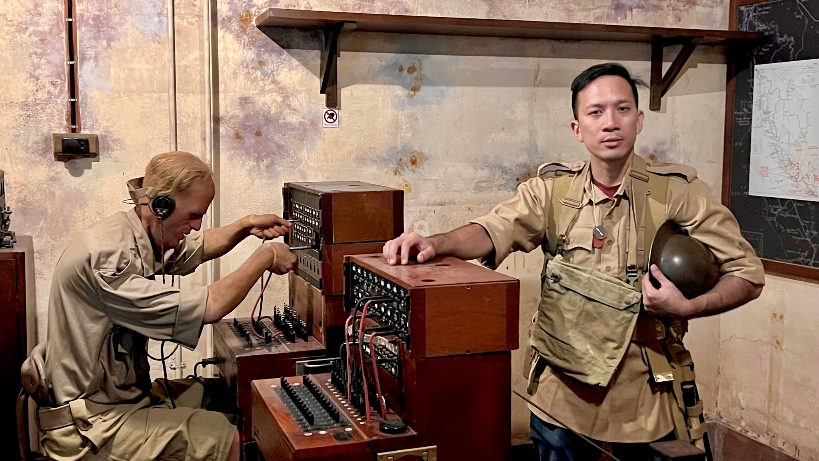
[406,59,423,98]
[638,138,679,164]
[223,96,315,170]
[397,150,428,173]
[396,177,412,193]
[238,9,255,34]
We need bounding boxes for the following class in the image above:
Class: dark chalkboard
[725,0,819,280]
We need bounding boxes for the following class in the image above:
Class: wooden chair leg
[17,389,31,461]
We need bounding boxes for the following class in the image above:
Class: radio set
[251,254,520,461]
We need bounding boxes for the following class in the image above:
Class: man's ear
[636,109,644,135]
[570,120,583,142]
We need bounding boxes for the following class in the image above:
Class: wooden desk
[0,235,34,453]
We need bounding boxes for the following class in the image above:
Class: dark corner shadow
[63,157,100,177]
[257,27,727,97]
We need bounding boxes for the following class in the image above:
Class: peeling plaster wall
[1,0,816,458]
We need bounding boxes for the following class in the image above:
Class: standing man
[383,63,764,460]
[40,151,297,461]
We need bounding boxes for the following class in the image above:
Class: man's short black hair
[571,63,648,119]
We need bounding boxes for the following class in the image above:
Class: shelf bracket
[320,22,356,108]
[650,36,698,111]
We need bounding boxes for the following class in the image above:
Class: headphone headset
[126,177,176,219]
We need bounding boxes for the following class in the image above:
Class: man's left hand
[248,214,291,240]
[641,264,694,319]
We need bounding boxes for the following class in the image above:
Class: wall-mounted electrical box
[53,133,99,161]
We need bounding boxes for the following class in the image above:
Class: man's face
[571,75,644,165]
[152,178,215,251]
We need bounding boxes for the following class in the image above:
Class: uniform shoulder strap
[645,161,698,183]
[542,161,586,256]
[644,159,697,267]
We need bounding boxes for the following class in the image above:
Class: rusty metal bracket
[320,22,356,108]
[650,36,699,111]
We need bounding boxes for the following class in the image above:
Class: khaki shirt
[44,208,208,449]
[472,155,764,443]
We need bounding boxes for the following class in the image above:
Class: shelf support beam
[320,22,356,108]
[650,36,698,111]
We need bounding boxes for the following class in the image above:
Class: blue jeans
[530,413,673,461]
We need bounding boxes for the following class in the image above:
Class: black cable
[160,342,176,409]
[160,220,166,284]
[189,358,222,379]
[146,341,178,361]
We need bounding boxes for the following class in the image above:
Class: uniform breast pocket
[562,223,594,258]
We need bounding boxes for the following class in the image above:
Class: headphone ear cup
[150,194,176,219]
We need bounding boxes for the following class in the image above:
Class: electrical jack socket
[53,133,99,161]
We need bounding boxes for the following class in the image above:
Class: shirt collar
[582,160,633,204]
[126,207,159,276]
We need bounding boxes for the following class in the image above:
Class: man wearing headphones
[40,151,296,461]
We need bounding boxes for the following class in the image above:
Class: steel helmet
[648,221,720,299]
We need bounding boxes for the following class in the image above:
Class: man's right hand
[267,242,298,274]
[382,232,437,265]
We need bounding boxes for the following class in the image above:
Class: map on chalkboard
[749,59,819,202]
[728,0,819,273]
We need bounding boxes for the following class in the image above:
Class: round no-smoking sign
[323,108,339,128]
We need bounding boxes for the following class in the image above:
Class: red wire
[369,332,387,418]
[357,300,373,423]
[344,314,355,400]
[249,238,274,340]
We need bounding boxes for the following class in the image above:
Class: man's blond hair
[143,151,213,196]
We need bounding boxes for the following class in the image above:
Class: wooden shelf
[256,8,761,109]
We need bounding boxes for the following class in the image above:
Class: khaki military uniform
[471,154,764,443]
[41,209,236,460]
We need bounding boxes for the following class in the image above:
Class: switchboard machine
[213,314,325,443]
[213,181,404,451]
[283,181,404,354]
[283,181,403,293]
[252,254,520,461]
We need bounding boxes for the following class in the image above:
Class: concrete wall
[1,0,816,458]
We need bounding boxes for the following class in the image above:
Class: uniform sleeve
[470,177,550,269]
[93,269,208,349]
[667,178,765,285]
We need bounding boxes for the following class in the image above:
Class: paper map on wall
[749,59,819,201]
